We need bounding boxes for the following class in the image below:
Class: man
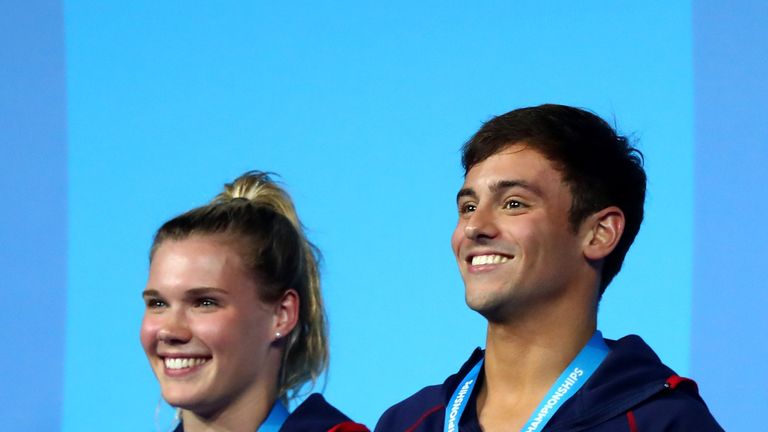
[375,105,722,431]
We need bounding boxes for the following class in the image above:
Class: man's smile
[470,254,511,266]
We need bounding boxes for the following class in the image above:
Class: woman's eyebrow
[142,289,160,298]
[185,287,229,296]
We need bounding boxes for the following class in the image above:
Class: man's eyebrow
[490,179,543,196]
[456,180,543,203]
[456,188,477,203]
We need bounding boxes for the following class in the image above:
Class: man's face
[450,144,588,321]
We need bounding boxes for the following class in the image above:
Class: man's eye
[459,203,477,214]
[503,199,525,210]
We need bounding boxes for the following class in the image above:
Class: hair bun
[213,171,301,228]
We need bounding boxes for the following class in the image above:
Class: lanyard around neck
[258,401,289,432]
[444,330,610,432]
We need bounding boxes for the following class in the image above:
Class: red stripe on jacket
[328,421,370,432]
[626,410,638,432]
[405,404,444,432]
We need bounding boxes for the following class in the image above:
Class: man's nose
[464,205,499,241]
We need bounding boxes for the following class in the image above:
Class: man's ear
[272,289,300,342]
[582,206,625,261]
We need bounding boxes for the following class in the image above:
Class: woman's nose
[157,311,192,344]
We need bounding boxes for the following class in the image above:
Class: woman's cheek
[139,314,161,353]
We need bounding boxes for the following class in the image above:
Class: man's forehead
[465,146,553,179]
[459,146,566,199]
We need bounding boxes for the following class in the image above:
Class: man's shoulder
[374,384,446,432]
[374,348,484,432]
[567,334,723,431]
[631,380,724,431]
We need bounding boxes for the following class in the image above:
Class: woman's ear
[273,289,299,342]
[582,206,625,261]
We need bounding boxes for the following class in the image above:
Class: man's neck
[476,298,597,431]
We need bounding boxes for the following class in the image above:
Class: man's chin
[466,294,506,320]
[466,290,536,324]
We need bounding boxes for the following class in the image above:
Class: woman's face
[140,235,278,415]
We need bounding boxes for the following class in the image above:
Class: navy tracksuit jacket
[375,336,723,431]
[173,394,368,432]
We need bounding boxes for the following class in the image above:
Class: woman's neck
[180,387,278,432]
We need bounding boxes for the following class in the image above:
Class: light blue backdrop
[2,1,765,431]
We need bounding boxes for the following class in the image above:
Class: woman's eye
[145,298,166,309]
[196,298,219,308]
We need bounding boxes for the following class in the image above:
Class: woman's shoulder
[282,393,369,432]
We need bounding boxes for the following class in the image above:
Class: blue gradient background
[1,1,764,430]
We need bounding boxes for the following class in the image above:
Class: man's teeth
[164,358,209,370]
[471,254,509,266]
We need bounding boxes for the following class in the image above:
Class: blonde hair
[151,171,328,401]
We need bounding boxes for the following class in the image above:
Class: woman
[140,171,367,432]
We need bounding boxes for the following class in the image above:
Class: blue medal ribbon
[258,401,289,432]
[444,359,483,432]
[444,330,609,432]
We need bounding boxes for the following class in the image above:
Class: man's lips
[462,252,514,273]
[465,250,514,265]
[469,253,512,266]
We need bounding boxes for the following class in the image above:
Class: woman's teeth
[164,357,209,370]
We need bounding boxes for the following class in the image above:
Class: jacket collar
[441,335,691,431]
